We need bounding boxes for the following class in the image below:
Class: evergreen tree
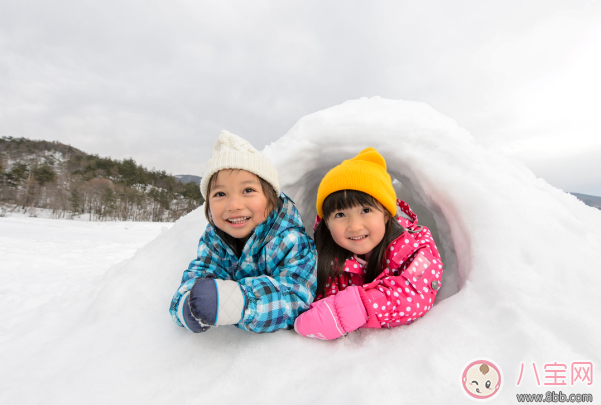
[69,190,82,215]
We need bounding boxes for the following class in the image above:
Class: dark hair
[479,364,490,375]
[204,169,279,226]
[314,190,404,298]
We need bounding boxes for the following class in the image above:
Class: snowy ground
[1,98,600,404]
[0,217,173,334]
[1,205,111,221]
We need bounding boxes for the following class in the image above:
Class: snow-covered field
[1,98,600,404]
[0,217,173,331]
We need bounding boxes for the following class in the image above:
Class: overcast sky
[1,0,600,195]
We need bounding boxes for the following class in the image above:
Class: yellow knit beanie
[316,147,397,217]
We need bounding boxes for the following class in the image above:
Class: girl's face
[208,169,269,239]
[326,204,388,257]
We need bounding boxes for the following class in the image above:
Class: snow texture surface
[1,97,600,404]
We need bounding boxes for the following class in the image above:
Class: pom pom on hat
[316,147,397,217]
[200,130,280,199]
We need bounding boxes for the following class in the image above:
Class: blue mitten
[178,292,211,333]
[188,278,218,325]
[184,278,246,332]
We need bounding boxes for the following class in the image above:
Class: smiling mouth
[227,217,250,224]
[476,389,481,394]
[348,235,367,240]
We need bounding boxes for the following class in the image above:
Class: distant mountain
[570,193,601,210]
[1,136,204,221]
[175,175,201,185]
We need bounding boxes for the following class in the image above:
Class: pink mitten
[294,286,368,340]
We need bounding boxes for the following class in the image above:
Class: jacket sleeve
[236,229,317,333]
[169,231,231,328]
[359,247,443,329]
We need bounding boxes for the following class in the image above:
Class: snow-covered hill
[1,98,600,404]
[571,192,601,210]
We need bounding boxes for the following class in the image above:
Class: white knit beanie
[200,130,280,199]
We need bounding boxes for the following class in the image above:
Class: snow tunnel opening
[283,164,460,304]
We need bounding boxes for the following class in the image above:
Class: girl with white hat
[169,130,317,334]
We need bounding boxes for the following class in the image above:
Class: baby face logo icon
[461,359,502,400]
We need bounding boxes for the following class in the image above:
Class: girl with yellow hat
[294,147,444,340]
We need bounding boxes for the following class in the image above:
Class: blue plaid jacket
[169,193,317,333]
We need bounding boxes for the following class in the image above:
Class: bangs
[322,190,384,219]
[208,168,248,190]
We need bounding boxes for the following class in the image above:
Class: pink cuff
[358,287,382,329]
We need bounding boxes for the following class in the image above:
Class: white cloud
[0,0,599,193]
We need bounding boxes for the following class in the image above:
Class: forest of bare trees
[0,137,204,221]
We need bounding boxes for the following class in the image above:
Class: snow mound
[2,97,600,404]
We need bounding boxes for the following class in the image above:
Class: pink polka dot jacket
[294,199,443,340]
